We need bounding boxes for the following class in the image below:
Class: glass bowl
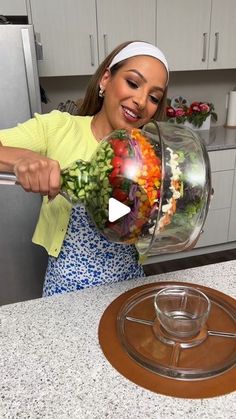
[154,285,211,338]
[60,121,212,256]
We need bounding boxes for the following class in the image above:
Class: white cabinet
[196,149,236,248]
[156,0,236,71]
[209,171,234,211]
[29,0,236,76]
[0,0,27,15]
[228,170,236,241]
[29,0,156,77]
[96,0,156,62]
[29,0,99,76]
[208,0,236,69]
[196,208,230,247]
[156,0,211,71]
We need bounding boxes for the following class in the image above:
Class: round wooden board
[98,281,236,399]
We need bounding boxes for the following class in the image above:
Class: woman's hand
[13,151,61,199]
[0,144,61,199]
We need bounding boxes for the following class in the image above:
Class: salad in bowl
[60,121,212,256]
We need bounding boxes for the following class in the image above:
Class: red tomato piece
[110,138,120,145]
[113,143,126,156]
[112,188,129,202]
[111,156,123,168]
[110,177,123,187]
[120,147,129,157]
[108,168,120,183]
[111,138,129,157]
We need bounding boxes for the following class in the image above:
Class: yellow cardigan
[0,111,98,256]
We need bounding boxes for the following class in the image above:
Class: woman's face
[99,55,167,133]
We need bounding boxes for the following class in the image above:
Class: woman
[0,40,169,296]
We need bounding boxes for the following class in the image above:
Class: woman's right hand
[13,151,61,199]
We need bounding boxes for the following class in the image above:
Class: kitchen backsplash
[40,69,236,127]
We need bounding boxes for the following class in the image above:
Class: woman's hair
[78,41,168,122]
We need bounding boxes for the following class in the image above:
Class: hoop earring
[99,87,105,98]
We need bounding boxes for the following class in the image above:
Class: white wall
[40,68,236,126]
[168,69,236,126]
[40,75,91,114]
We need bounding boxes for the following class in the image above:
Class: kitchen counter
[198,125,236,151]
[1,261,236,419]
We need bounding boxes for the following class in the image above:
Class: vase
[183,115,211,131]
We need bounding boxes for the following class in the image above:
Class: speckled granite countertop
[1,261,236,419]
[198,125,236,151]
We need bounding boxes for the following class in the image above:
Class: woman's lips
[122,106,140,123]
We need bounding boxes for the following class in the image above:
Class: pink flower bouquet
[166,98,217,129]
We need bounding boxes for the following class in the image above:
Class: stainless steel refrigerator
[0,24,48,305]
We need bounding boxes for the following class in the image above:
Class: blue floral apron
[43,204,145,296]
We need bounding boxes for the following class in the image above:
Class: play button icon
[108,197,131,222]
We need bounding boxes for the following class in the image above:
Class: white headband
[108,41,169,80]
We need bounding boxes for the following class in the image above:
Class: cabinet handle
[213,32,219,62]
[89,34,95,66]
[103,34,108,57]
[202,32,207,62]
[35,32,43,61]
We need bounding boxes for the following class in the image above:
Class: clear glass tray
[117,284,236,380]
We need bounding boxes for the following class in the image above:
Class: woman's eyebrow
[126,69,164,93]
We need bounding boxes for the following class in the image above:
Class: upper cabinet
[156,0,211,71]
[28,0,236,76]
[156,0,236,71]
[29,0,99,76]
[96,0,156,62]
[208,0,236,69]
[29,0,156,77]
[0,0,27,15]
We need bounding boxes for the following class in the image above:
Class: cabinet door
[210,171,234,210]
[197,170,234,246]
[156,0,211,71]
[208,0,236,69]
[196,208,230,247]
[0,0,27,15]
[30,0,98,76]
[96,0,156,62]
[197,149,236,247]
[208,149,236,172]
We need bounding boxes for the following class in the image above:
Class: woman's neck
[91,112,113,141]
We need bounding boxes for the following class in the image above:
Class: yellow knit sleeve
[0,111,69,155]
